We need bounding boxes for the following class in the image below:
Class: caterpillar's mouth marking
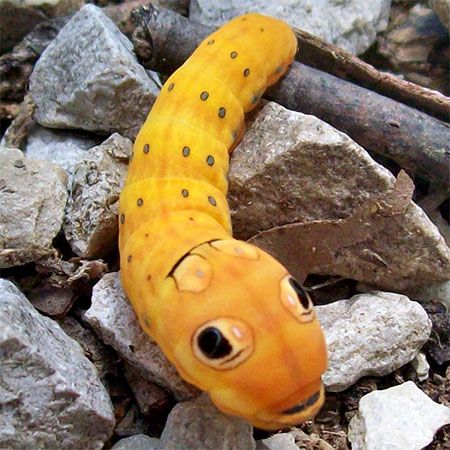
[281,391,321,415]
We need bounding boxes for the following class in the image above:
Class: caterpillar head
[155,239,328,430]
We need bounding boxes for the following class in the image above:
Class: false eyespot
[279,275,315,323]
[192,317,254,370]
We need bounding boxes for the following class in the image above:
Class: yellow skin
[119,13,328,429]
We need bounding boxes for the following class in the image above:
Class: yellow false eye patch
[280,276,315,323]
[192,317,254,370]
[210,239,258,259]
[172,254,212,293]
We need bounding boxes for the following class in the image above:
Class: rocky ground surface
[0,0,449,449]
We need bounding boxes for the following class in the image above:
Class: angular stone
[0,0,81,52]
[30,4,159,139]
[0,279,115,449]
[58,315,119,386]
[317,291,432,391]
[378,4,448,70]
[29,285,76,317]
[410,353,430,382]
[0,148,68,268]
[0,0,46,52]
[63,133,130,258]
[348,381,450,450]
[230,102,450,291]
[124,363,171,415]
[189,0,391,55]
[83,271,199,401]
[256,433,298,450]
[111,434,160,450]
[431,0,450,31]
[429,210,450,248]
[115,403,153,439]
[160,394,255,450]
[26,124,102,181]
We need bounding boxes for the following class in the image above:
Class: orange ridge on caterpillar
[118,12,328,430]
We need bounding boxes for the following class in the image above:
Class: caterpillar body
[119,13,327,430]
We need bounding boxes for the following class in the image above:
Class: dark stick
[131,5,450,186]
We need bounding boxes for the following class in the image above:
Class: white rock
[160,394,255,450]
[189,0,391,55]
[26,124,101,181]
[83,271,199,400]
[30,4,160,139]
[63,133,130,258]
[317,292,432,391]
[111,434,160,450]
[411,353,430,382]
[0,279,115,449]
[348,381,450,450]
[256,432,298,450]
[0,148,68,268]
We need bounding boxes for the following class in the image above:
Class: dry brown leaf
[249,170,414,283]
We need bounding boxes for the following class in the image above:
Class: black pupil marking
[198,327,232,359]
[288,278,311,309]
[182,146,190,156]
[168,83,174,91]
[218,107,226,118]
[120,214,125,224]
[181,189,189,197]
[200,91,209,100]
[143,144,150,154]
[137,198,143,206]
[206,155,214,166]
[208,196,217,206]
[207,39,214,45]
[230,51,237,58]
[244,68,250,77]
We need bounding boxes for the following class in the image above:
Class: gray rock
[30,4,160,139]
[348,381,450,450]
[28,285,76,316]
[229,102,450,291]
[428,209,450,248]
[63,133,130,258]
[0,148,68,268]
[0,0,46,52]
[317,291,432,391]
[26,124,102,181]
[83,271,199,401]
[0,279,115,449]
[111,434,160,450]
[115,403,153,439]
[189,0,391,55]
[406,280,450,310]
[430,0,450,31]
[58,315,119,387]
[124,363,170,415]
[256,432,298,450]
[160,394,255,450]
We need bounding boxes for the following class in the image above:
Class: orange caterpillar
[118,13,327,429]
